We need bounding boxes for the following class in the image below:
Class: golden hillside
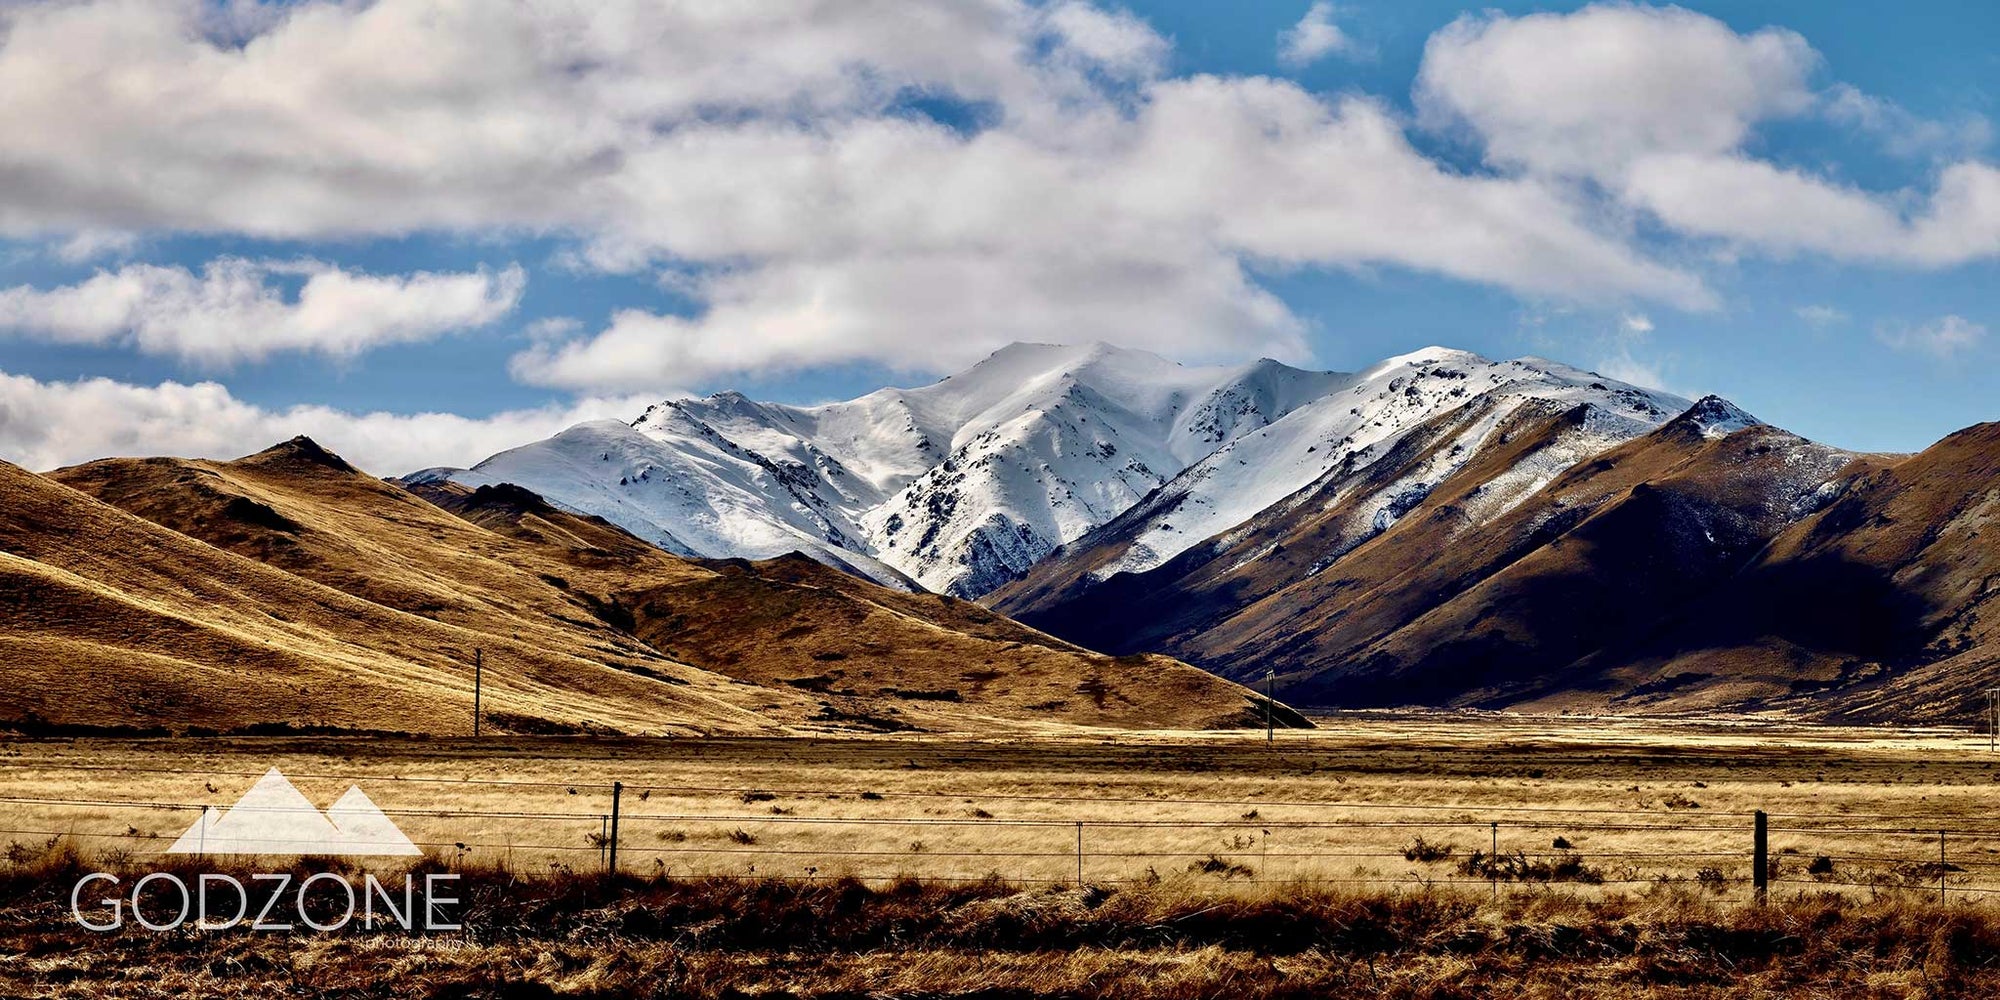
[10,438,1282,735]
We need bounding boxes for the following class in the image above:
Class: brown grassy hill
[1609,421,2000,724]
[402,479,1292,732]
[1,453,769,737]
[34,440,1280,734]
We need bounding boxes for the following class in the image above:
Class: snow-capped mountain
[410,343,1689,597]
[1043,347,1689,587]
[411,342,1344,595]
[993,390,1874,716]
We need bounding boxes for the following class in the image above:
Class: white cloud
[0,0,1988,403]
[0,368,656,475]
[1593,350,1671,394]
[1877,315,1985,359]
[1621,313,1654,334]
[0,0,1712,393]
[1278,2,1355,68]
[50,229,137,264]
[1795,304,1848,328]
[514,82,1708,389]
[1040,1,1169,79]
[1617,154,2000,265]
[1417,4,1817,178]
[1823,84,1992,161]
[1417,3,2000,268]
[0,258,524,364]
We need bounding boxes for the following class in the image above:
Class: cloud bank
[0,0,1991,465]
[0,369,654,475]
[0,259,523,364]
[0,0,1724,391]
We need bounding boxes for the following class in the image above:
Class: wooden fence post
[608,782,623,874]
[1075,821,1084,887]
[1753,810,1768,904]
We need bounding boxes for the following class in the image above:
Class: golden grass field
[6,715,2000,997]
[5,714,1999,899]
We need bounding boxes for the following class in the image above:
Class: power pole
[473,648,483,738]
[1266,667,1275,745]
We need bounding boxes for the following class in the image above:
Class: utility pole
[1266,667,1275,745]
[473,648,483,738]
[1986,689,2000,752]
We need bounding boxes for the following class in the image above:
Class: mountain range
[413,342,2000,725]
[7,340,1996,729]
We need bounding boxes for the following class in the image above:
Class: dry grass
[4,718,1999,900]
[4,721,2000,994]
[4,839,2000,998]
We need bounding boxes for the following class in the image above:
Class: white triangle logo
[165,768,421,856]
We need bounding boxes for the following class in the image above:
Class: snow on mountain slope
[409,342,1342,595]
[856,345,1346,595]
[410,415,913,587]
[1071,347,1689,582]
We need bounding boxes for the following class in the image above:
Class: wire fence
[3,761,1997,903]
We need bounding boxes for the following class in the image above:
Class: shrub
[1402,836,1454,862]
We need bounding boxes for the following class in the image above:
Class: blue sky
[0,0,1995,471]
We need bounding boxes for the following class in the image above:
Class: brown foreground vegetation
[3,838,1999,999]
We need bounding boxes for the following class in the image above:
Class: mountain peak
[236,436,359,474]
[1668,395,1763,440]
[1368,345,1489,372]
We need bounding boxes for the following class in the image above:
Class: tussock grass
[5,839,2000,997]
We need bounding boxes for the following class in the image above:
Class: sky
[0,0,1995,474]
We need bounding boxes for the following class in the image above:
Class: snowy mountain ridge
[409,342,1690,596]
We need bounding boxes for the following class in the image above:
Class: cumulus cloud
[516,83,1707,389]
[1041,1,1169,79]
[1418,5,1818,177]
[0,368,655,474]
[1795,304,1849,328]
[1877,315,1986,359]
[0,0,1990,402]
[1417,4,2000,267]
[1278,2,1355,67]
[0,0,1710,391]
[0,258,524,364]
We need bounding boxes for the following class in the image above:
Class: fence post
[1490,822,1499,901]
[1752,810,1768,904]
[1075,821,1084,887]
[608,781,623,874]
[1940,829,1947,905]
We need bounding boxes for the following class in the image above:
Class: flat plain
[7,714,2000,997]
[5,713,1998,896]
